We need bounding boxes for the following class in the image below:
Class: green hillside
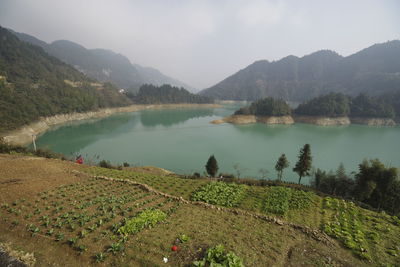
[0,26,131,132]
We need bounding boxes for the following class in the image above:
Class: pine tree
[293,144,312,184]
[275,154,289,181]
[205,155,219,177]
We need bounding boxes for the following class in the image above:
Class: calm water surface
[35,104,400,183]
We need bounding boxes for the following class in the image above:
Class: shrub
[98,160,114,169]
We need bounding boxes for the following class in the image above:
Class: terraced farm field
[0,154,399,266]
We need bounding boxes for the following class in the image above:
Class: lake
[34,104,400,184]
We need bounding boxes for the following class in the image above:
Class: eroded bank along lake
[34,104,400,183]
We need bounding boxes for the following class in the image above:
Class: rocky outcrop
[211,115,294,125]
[215,115,257,124]
[294,116,351,126]
[257,115,294,124]
[212,114,398,127]
[0,243,35,267]
[1,103,220,146]
[350,117,396,126]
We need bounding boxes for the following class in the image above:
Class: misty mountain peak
[200,40,400,101]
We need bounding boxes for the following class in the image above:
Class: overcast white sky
[0,0,399,89]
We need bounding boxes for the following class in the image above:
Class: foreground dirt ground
[0,154,365,266]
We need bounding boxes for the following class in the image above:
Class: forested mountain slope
[201,41,400,102]
[12,30,194,92]
[0,26,131,132]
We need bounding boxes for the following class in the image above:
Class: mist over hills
[200,41,400,102]
[12,30,194,93]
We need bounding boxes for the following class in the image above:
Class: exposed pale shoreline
[211,114,397,126]
[1,103,220,146]
[211,115,294,125]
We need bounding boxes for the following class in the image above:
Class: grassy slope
[0,154,398,266]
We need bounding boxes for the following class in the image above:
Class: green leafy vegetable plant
[117,209,167,235]
[191,182,246,207]
[192,244,243,267]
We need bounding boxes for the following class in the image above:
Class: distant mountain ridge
[200,41,400,102]
[12,31,194,92]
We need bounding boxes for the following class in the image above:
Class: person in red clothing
[75,155,83,164]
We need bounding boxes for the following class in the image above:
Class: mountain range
[11,30,194,93]
[200,41,400,102]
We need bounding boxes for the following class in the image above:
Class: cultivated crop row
[0,178,181,264]
[191,182,246,207]
[262,186,315,216]
[85,167,207,199]
[322,197,372,260]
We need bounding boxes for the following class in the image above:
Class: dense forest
[234,97,291,116]
[127,84,213,104]
[312,160,400,216]
[294,93,395,118]
[235,93,399,118]
[0,26,131,132]
[294,93,350,117]
[200,41,400,102]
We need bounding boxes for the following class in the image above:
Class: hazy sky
[0,0,399,89]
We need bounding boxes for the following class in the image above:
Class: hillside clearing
[0,154,398,266]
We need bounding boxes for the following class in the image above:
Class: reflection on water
[139,108,214,127]
[34,104,400,183]
[35,113,138,155]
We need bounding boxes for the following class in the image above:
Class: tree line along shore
[212,93,400,126]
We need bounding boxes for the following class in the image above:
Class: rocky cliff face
[294,116,351,126]
[350,117,396,126]
[257,116,294,125]
[213,114,397,126]
[211,115,294,125]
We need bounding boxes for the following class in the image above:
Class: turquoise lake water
[34,104,400,184]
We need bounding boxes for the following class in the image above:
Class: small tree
[293,144,312,184]
[258,168,269,179]
[205,155,219,177]
[233,163,248,178]
[275,154,289,181]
